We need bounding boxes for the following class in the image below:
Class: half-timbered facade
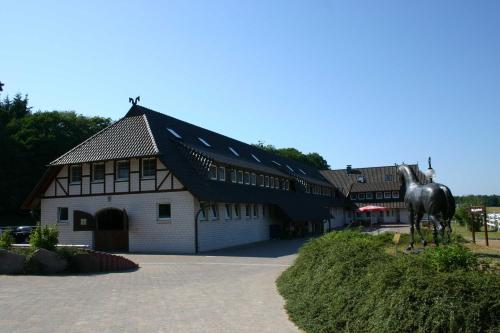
[24,105,341,253]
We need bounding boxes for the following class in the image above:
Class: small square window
[384,191,391,199]
[225,204,232,219]
[158,203,171,220]
[376,192,383,199]
[58,207,69,223]
[392,191,400,199]
[385,174,394,182]
[366,192,373,200]
[92,163,105,182]
[142,158,156,179]
[250,173,256,186]
[358,193,366,200]
[70,165,82,184]
[244,172,250,185]
[237,170,244,184]
[116,161,129,180]
[350,193,358,200]
[209,164,218,180]
[219,166,226,181]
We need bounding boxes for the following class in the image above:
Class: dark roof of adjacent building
[320,165,428,195]
[24,105,343,220]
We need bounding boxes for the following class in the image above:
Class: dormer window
[167,128,182,139]
[357,176,366,183]
[286,165,294,173]
[228,147,239,157]
[384,174,394,182]
[70,165,82,184]
[251,154,261,163]
[198,137,211,147]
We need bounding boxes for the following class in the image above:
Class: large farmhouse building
[24,105,343,253]
[321,165,427,225]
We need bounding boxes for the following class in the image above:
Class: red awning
[358,205,389,212]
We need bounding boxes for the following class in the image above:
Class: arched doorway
[94,208,129,252]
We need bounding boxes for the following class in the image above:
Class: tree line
[0,93,111,225]
[252,141,330,170]
[454,195,500,207]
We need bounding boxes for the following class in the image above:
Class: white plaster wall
[40,190,197,253]
[197,202,271,252]
[327,207,346,230]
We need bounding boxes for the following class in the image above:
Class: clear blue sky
[2,1,499,195]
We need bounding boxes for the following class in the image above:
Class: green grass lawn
[488,207,500,213]
[451,222,500,239]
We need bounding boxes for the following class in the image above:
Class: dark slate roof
[25,105,341,220]
[320,165,427,195]
[51,114,159,165]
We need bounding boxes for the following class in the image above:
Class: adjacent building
[321,165,428,225]
[23,105,342,253]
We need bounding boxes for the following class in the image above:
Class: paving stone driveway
[0,239,308,333]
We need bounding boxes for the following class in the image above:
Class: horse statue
[397,164,454,250]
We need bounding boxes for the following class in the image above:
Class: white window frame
[384,191,391,199]
[210,204,219,220]
[265,176,270,187]
[366,192,373,200]
[234,204,241,219]
[244,172,250,185]
[157,203,172,222]
[116,160,130,181]
[230,169,236,183]
[219,166,226,181]
[259,175,264,187]
[142,158,156,179]
[57,207,69,224]
[376,192,383,200]
[91,163,105,183]
[384,174,394,182]
[250,173,256,186]
[392,191,400,199]
[358,193,366,200]
[209,164,218,180]
[270,177,275,189]
[237,170,244,184]
[70,165,82,184]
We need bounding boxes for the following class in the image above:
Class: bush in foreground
[29,225,59,251]
[277,231,500,333]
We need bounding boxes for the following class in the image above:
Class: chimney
[346,165,352,174]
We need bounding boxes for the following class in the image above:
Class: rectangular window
[244,172,250,185]
[234,204,241,219]
[219,166,226,181]
[200,206,208,221]
[253,204,258,218]
[225,204,232,219]
[237,170,244,184]
[392,191,400,199]
[142,158,156,179]
[209,164,218,180]
[245,204,251,218]
[158,203,171,220]
[366,192,373,200]
[116,161,129,180]
[285,180,290,191]
[275,178,279,189]
[376,192,383,199]
[250,173,257,186]
[350,193,358,200]
[384,191,391,199]
[231,169,236,183]
[384,174,394,182]
[57,207,69,223]
[358,193,366,200]
[259,175,264,187]
[265,176,270,187]
[70,165,82,184]
[92,163,105,182]
[210,204,219,220]
[270,177,275,189]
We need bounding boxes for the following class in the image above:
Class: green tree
[0,93,112,225]
[253,141,330,169]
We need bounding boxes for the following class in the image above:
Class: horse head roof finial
[129,96,140,106]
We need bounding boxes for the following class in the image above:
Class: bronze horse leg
[407,209,415,250]
[428,214,442,246]
[415,212,427,246]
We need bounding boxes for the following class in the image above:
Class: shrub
[29,225,59,251]
[277,230,500,333]
[0,230,14,249]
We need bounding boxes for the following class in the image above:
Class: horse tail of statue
[439,184,455,220]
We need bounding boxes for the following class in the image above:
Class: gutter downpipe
[194,202,210,254]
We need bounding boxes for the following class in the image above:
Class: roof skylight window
[286,165,294,172]
[272,160,282,166]
[167,128,182,139]
[228,147,239,157]
[251,154,261,163]
[298,168,306,175]
[198,137,211,147]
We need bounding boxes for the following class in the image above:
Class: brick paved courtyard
[0,239,306,333]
